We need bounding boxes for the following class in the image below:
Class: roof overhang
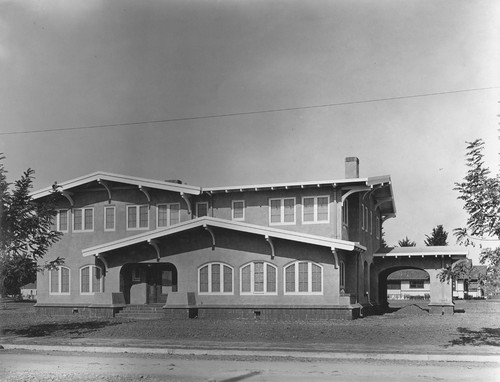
[30,171,201,200]
[374,246,468,258]
[83,216,366,257]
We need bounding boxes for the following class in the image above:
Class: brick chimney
[345,157,359,178]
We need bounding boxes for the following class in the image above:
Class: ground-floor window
[198,263,233,294]
[49,266,70,295]
[284,261,323,294]
[240,261,277,295]
[80,265,103,294]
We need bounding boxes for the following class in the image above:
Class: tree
[424,225,448,246]
[398,236,416,247]
[439,139,500,294]
[0,155,63,300]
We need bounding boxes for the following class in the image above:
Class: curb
[2,344,500,363]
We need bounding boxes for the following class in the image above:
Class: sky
[0,0,499,258]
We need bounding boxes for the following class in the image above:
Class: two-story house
[31,157,395,319]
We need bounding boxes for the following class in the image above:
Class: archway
[380,267,431,310]
[120,263,178,304]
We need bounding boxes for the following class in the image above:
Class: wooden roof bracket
[138,185,151,205]
[265,235,275,259]
[204,225,216,250]
[97,179,112,203]
[181,192,192,215]
[148,239,161,262]
[331,248,339,269]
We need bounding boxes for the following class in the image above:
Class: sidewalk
[2,335,500,363]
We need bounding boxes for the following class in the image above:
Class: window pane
[312,264,322,292]
[199,266,208,293]
[285,264,295,292]
[84,209,93,230]
[170,204,180,225]
[139,206,148,228]
[270,200,281,223]
[50,269,59,293]
[211,264,220,292]
[284,199,294,222]
[241,265,251,293]
[105,207,114,230]
[81,267,90,293]
[158,205,168,227]
[61,267,70,293]
[197,203,208,217]
[223,265,232,293]
[266,264,276,293]
[128,206,137,228]
[59,210,68,231]
[74,209,82,231]
[317,197,329,221]
[298,262,308,292]
[254,262,264,292]
[303,198,314,222]
[233,201,244,219]
[93,267,102,293]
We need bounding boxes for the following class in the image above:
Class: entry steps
[115,304,166,320]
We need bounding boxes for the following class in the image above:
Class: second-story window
[57,209,69,232]
[232,200,245,221]
[104,206,115,232]
[157,203,180,227]
[73,208,94,232]
[269,197,295,225]
[127,205,149,230]
[376,216,380,239]
[196,202,208,217]
[342,200,349,226]
[302,196,329,223]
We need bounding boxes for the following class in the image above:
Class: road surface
[1,350,498,381]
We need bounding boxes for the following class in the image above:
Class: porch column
[426,268,454,315]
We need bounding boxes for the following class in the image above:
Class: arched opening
[120,263,178,304]
[378,267,430,311]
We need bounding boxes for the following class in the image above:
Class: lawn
[1,301,499,349]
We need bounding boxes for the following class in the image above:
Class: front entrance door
[146,264,178,304]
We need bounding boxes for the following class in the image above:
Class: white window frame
[49,266,71,295]
[232,200,245,221]
[342,200,349,226]
[127,205,149,231]
[269,197,296,225]
[80,265,103,295]
[196,202,209,218]
[284,261,323,295]
[73,207,94,232]
[156,203,180,228]
[198,262,234,295]
[57,209,70,232]
[104,206,116,232]
[302,195,330,224]
[240,261,278,295]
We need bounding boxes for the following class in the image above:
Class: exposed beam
[60,191,74,207]
[331,248,339,269]
[97,179,112,203]
[340,187,371,205]
[138,185,151,203]
[180,192,192,215]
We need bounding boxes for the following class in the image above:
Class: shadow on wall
[448,327,500,347]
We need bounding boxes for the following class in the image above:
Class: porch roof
[82,216,366,257]
[30,171,202,200]
[374,246,468,258]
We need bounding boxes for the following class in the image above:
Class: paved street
[1,350,499,382]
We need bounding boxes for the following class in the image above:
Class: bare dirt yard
[0,300,499,349]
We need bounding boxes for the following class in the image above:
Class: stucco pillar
[426,268,454,315]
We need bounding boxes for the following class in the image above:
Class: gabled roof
[30,171,202,200]
[204,175,396,217]
[375,246,468,258]
[82,216,366,257]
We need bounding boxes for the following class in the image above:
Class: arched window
[240,262,277,295]
[339,261,345,290]
[49,266,70,295]
[198,263,233,295]
[284,261,323,294]
[80,265,103,294]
